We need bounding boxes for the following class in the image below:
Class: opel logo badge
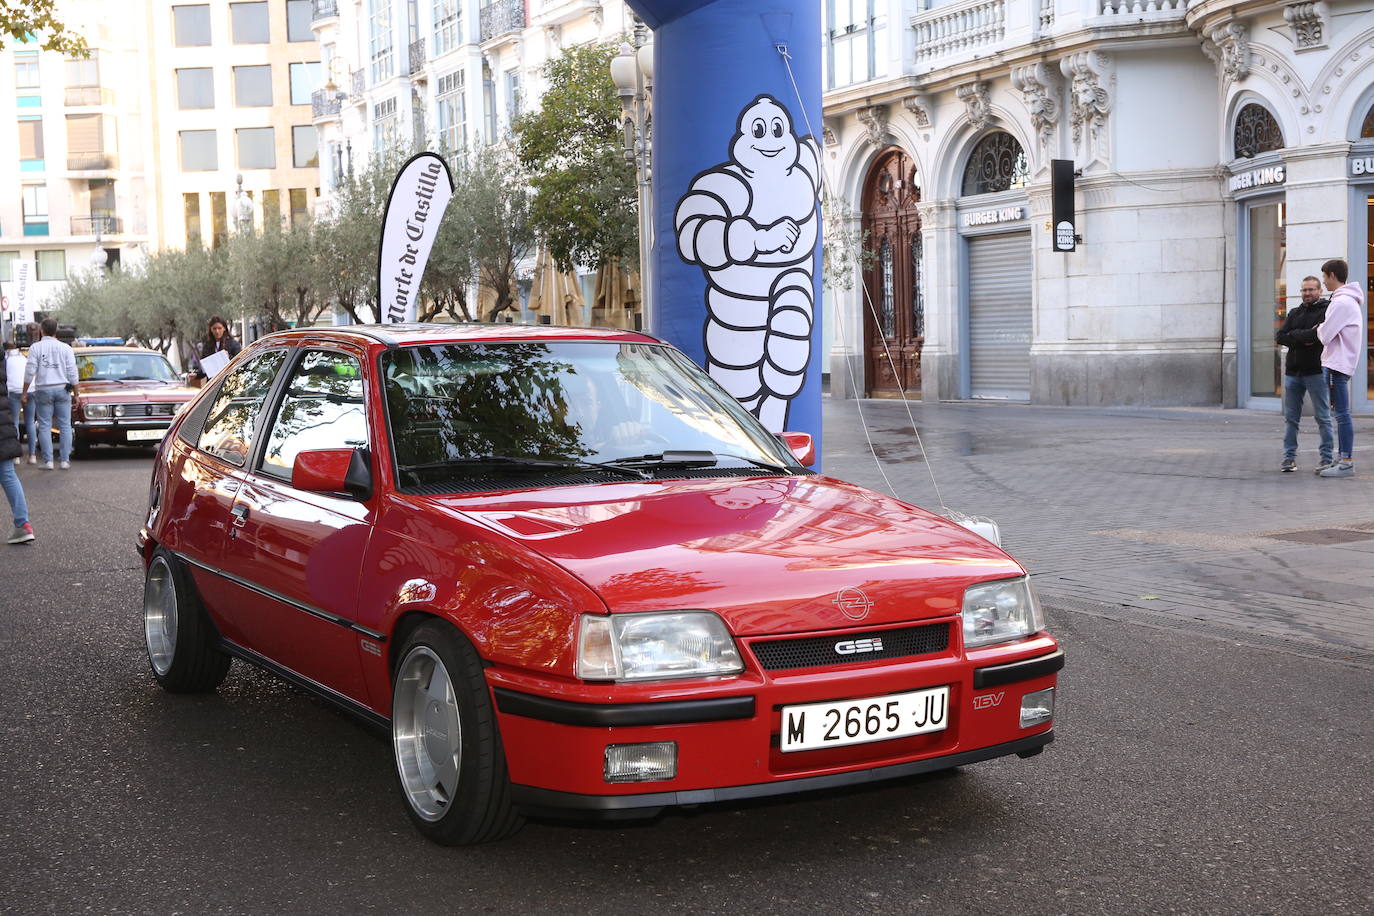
[833,587,872,620]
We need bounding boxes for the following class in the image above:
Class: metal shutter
[967,231,1032,399]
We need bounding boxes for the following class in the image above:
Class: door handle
[230,504,249,527]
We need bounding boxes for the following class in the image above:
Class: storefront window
[961,132,1029,195]
[1234,104,1283,159]
[1248,202,1285,399]
[1367,195,1373,399]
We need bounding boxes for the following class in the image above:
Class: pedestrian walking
[1315,258,1363,478]
[4,341,38,464]
[195,316,241,379]
[1275,275,1333,472]
[0,347,35,544]
[21,318,78,470]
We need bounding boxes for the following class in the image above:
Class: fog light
[604,742,677,783]
[1020,687,1054,728]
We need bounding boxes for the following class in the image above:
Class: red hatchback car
[139,324,1061,845]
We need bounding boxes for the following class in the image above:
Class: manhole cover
[1266,529,1374,545]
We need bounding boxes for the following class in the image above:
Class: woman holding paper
[195,316,241,380]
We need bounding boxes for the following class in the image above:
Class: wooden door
[862,149,924,397]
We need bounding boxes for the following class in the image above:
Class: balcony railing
[913,0,1005,62]
[1097,0,1191,15]
[67,151,118,171]
[71,215,122,236]
[409,38,426,77]
[311,0,338,22]
[64,86,114,106]
[480,0,525,43]
[312,88,342,119]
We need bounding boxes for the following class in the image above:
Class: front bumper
[489,636,1062,817]
[75,418,172,445]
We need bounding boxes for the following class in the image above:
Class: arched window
[1361,102,1374,138]
[961,132,1030,196]
[1233,103,1284,158]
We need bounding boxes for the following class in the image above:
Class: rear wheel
[391,621,522,845]
[143,548,231,692]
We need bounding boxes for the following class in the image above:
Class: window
[436,70,465,151]
[210,191,228,247]
[237,127,276,169]
[505,70,520,124]
[89,178,116,219]
[184,193,202,246]
[234,65,273,106]
[64,51,98,88]
[1234,103,1284,159]
[432,0,460,55]
[286,0,313,41]
[66,114,105,155]
[231,1,270,43]
[827,0,886,89]
[176,68,215,109]
[14,51,39,88]
[292,124,319,168]
[198,349,289,467]
[289,188,310,227]
[369,0,394,83]
[0,253,19,284]
[289,62,321,105]
[262,188,281,228]
[173,4,212,46]
[180,129,218,171]
[23,185,49,236]
[372,96,397,151]
[36,250,66,281]
[961,131,1029,196]
[260,351,369,480]
[18,117,44,161]
[1362,103,1374,138]
[483,69,496,143]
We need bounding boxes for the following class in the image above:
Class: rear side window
[259,350,368,479]
[197,349,288,466]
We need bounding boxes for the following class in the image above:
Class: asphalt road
[2,449,1371,915]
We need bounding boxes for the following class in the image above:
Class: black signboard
[1051,159,1076,252]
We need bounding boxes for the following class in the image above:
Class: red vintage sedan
[74,346,199,455]
[139,324,1061,845]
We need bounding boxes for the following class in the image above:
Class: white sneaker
[27,455,37,465]
[59,461,70,470]
[42,460,54,470]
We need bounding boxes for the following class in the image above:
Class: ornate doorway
[861,149,923,396]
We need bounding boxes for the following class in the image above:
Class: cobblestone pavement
[823,397,1374,662]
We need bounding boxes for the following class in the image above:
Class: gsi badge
[835,637,884,655]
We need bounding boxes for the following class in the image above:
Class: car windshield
[382,341,801,487]
[77,352,179,383]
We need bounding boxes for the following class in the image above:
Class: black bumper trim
[493,687,756,728]
[510,730,1054,817]
[973,649,1065,689]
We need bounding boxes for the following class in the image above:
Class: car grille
[749,623,950,672]
[113,403,179,418]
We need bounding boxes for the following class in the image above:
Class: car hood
[422,475,1023,636]
[77,380,198,401]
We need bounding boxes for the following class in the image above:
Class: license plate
[780,686,949,753]
[126,428,166,442]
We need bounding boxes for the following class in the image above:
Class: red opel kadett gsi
[139,324,1061,845]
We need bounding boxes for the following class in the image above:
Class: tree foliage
[448,143,536,321]
[1,0,88,55]
[515,43,637,272]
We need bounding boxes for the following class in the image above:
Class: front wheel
[391,621,522,845]
[143,548,230,693]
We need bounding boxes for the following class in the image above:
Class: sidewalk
[822,396,1374,662]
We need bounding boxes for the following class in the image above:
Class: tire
[73,438,91,460]
[391,620,523,845]
[143,548,231,693]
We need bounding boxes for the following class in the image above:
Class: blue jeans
[9,392,36,454]
[1282,372,1333,462]
[32,386,72,463]
[0,458,27,527]
[1326,369,1354,460]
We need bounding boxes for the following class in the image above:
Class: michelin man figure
[674,95,820,432]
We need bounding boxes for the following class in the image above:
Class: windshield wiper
[399,454,649,481]
[606,451,794,475]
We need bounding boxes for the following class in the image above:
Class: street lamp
[610,20,654,332]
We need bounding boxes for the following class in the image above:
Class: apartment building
[821,0,1374,411]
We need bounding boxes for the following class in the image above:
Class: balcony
[912,0,1006,65]
[64,86,115,106]
[480,0,525,43]
[312,88,342,120]
[71,215,122,236]
[409,38,426,79]
[67,151,118,171]
[311,0,338,22]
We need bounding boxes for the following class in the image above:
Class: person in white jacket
[21,318,78,469]
[1315,258,1364,478]
[4,342,36,463]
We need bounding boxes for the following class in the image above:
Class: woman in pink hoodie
[1316,258,1364,478]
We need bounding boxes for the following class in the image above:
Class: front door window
[1248,201,1285,400]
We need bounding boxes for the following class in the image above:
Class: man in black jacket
[1275,275,1333,472]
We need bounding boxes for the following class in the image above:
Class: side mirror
[292,448,373,499]
[779,431,816,468]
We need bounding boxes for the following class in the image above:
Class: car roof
[256,323,663,349]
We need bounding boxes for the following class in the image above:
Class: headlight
[172,401,188,415]
[113,404,126,417]
[961,576,1045,648]
[577,611,744,681]
[84,404,111,419]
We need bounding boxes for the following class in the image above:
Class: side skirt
[219,638,390,733]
